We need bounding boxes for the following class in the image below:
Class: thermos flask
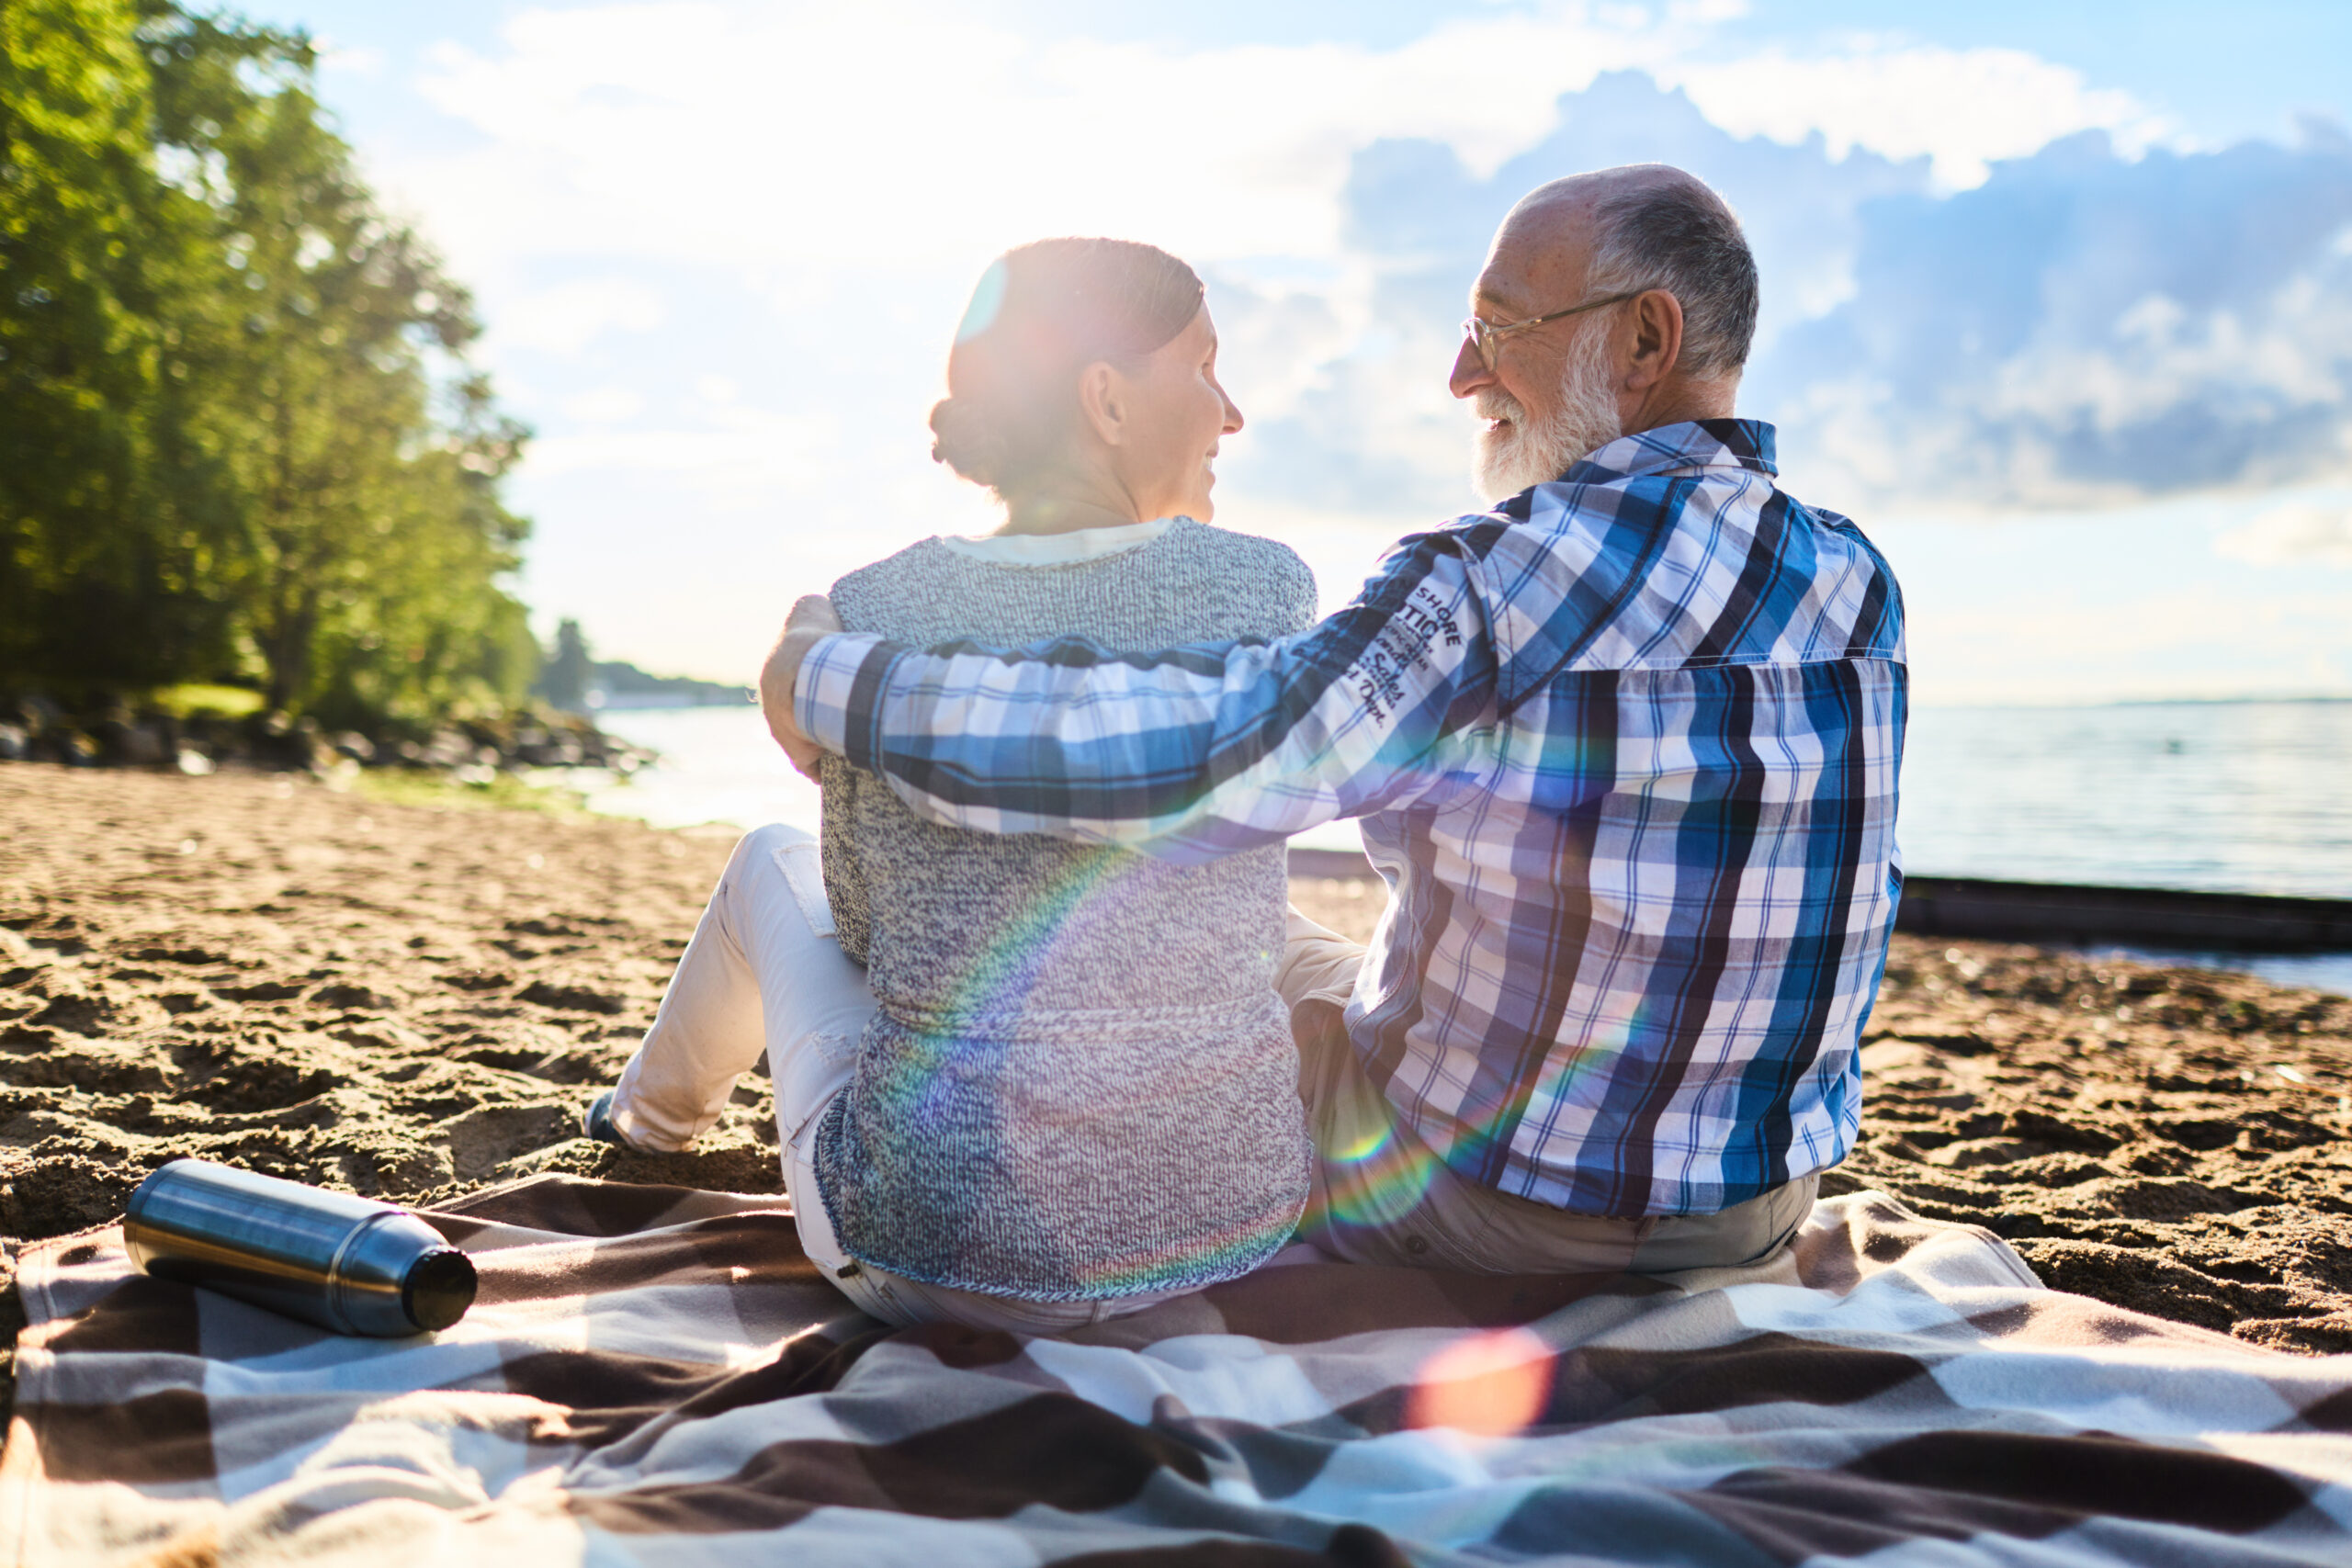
[123,1158,478,1336]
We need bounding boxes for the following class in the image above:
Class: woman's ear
[1076,360,1129,447]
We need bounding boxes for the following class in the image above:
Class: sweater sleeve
[817,756,875,965]
[1271,542,1319,637]
[816,571,878,963]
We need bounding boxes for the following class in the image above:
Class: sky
[241,0,2352,705]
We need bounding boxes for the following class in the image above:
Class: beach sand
[4,763,2348,1415]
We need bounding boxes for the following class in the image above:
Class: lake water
[1898,701,2352,900]
[589,699,2352,994]
[584,705,1383,859]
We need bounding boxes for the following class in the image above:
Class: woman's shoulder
[1170,516,1298,562]
[1166,520,1319,635]
[829,537,953,630]
[831,536,949,592]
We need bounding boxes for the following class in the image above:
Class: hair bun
[928,396,1008,488]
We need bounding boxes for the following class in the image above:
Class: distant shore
[2,762,2348,1425]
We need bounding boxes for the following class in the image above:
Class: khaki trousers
[1276,910,1818,1277]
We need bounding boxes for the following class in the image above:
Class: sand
[4,763,2349,1417]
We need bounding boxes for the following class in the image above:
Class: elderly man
[769,165,1905,1277]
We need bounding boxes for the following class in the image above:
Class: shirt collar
[939,516,1174,565]
[1558,418,1777,486]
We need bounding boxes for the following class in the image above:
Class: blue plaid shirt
[797,420,1907,1217]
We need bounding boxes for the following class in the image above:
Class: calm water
[587,706,823,839]
[1900,701,2352,899]
[1899,700,2352,997]
[585,705,1373,856]
[591,699,2352,993]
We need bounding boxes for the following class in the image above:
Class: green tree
[0,1,537,727]
[0,0,210,686]
[537,617,592,712]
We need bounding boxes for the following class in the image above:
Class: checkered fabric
[797,420,1907,1217]
[6,1179,2350,1565]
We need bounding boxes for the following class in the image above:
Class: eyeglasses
[1460,289,1650,372]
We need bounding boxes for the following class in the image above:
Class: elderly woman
[586,239,1317,1331]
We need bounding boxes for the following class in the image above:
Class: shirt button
[1405,1235,1430,1257]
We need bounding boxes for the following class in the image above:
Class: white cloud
[373,6,2218,520]
[1894,574,2352,706]
[347,0,2352,687]
[1765,127,2352,510]
[494,276,666,355]
[395,11,2347,552]
[527,405,833,511]
[559,386,645,423]
[1666,41,2168,190]
[386,2,2165,286]
[317,41,387,79]
[2216,503,2352,567]
[393,2,1639,280]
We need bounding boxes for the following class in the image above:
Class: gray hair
[1585,179,1758,379]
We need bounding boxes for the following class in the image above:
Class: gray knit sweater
[812,517,1317,1300]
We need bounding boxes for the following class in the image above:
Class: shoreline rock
[0,691,656,781]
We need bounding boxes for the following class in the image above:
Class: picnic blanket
[6,1179,2351,1566]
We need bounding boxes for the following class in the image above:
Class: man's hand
[761,594,842,781]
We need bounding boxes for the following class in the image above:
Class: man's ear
[1623,289,1685,391]
[1077,361,1128,447]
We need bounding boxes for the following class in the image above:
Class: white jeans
[608,824,1174,1332]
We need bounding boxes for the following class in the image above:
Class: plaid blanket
[6,1179,2350,1565]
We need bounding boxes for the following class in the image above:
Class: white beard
[1470,322,1623,504]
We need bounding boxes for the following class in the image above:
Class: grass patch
[145,683,266,719]
[345,767,596,819]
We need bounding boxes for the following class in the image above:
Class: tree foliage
[0,0,536,727]
[538,617,590,712]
